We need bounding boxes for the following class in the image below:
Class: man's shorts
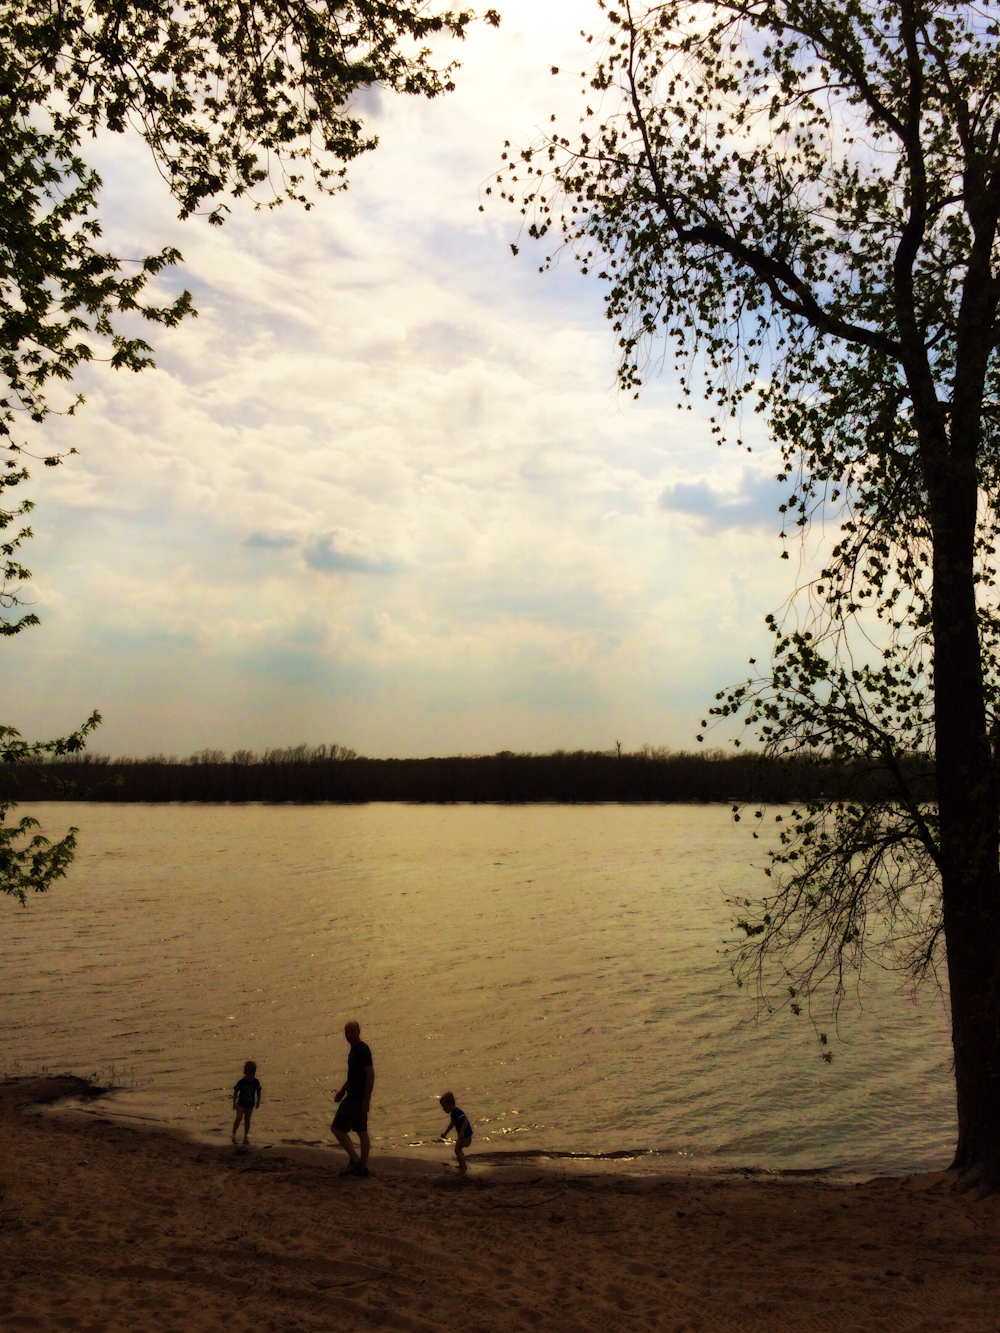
[332,1096,368,1134]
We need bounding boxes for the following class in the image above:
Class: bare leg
[334,1129,358,1163]
[231,1110,242,1143]
[242,1108,252,1144]
[455,1140,468,1174]
[358,1131,371,1167]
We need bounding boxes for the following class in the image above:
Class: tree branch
[622,7,900,357]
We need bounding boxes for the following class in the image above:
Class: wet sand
[2,1076,998,1333]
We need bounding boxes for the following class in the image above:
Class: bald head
[344,1020,361,1044]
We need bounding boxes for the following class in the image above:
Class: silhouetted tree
[509,0,1000,1190]
[12,744,908,804]
[0,714,100,903]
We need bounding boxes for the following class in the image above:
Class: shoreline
[38,1083,883,1188]
[4,1075,999,1332]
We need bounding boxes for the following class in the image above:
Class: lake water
[1,803,956,1177]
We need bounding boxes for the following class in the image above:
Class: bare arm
[334,1081,348,1102]
[362,1065,374,1113]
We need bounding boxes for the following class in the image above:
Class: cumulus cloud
[658,468,785,531]
[244,531,298,550]
[302,533,399,575]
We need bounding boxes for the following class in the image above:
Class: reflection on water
[1,803,955,1176]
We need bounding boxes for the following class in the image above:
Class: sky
[5,0,800,759]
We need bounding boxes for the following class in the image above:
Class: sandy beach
[1,1077,998,1332]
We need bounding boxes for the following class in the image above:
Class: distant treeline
[2,743,933,805]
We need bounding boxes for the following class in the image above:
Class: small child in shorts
[439,1091,473,1174]
[232,1060,262,1146]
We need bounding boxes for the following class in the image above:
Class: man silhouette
[331,1020,374,1177]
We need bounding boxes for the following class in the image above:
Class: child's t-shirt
[234,1076,261,1108]
[449,1107,472,1139]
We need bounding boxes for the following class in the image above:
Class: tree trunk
[945,869,1000,1189]
[931,469,1000,1192]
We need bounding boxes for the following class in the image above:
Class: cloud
[4,2,796,758]
[244,530,298,550]
[658,468,784,531]
[302,532,399,576]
